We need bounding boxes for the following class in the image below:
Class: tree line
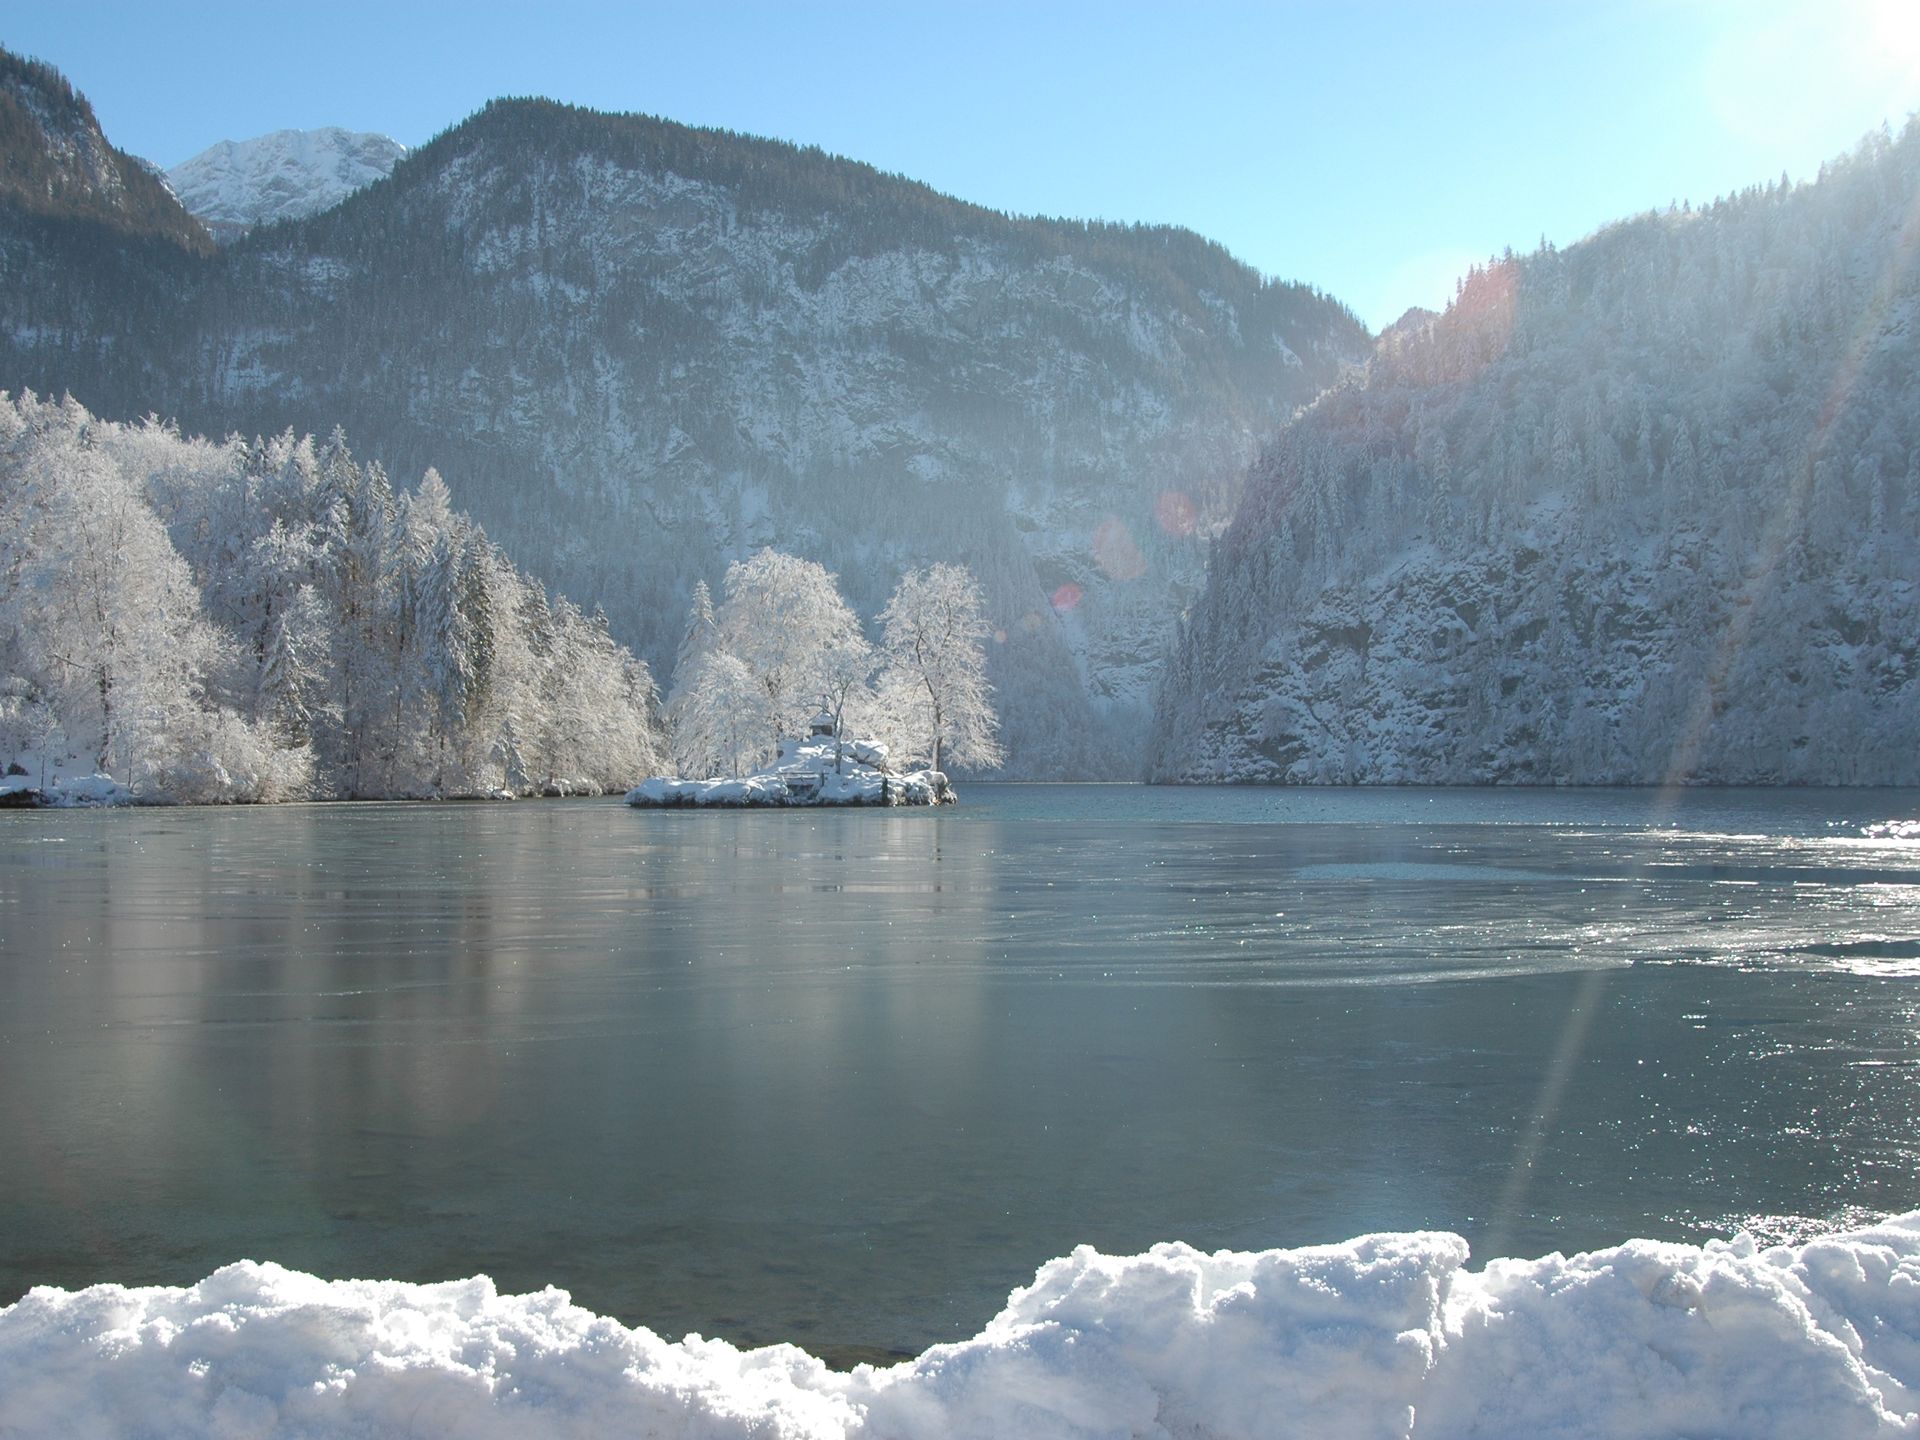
[0,392,662,799]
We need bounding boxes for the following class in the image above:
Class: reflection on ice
[1292,861,1563,883]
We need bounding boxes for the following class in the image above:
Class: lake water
[3,785,1918,1364]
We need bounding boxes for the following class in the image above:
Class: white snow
[629,730,951,808]
[166,128,406,240]
[5,1218,1919,1438]
[0,771,134,807]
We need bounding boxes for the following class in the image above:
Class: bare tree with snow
[877,563,1003,775]
[710,549,866,766]
[666,648,762,778]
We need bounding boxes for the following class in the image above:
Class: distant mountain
[0,49,209,252]
[0,67,1371,776]
[1151,125,1920,784]
[167,128,407,242]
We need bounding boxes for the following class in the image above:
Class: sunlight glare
[1706,0,1920,161]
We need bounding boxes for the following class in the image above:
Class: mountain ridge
[1149,123,1920,784]
[0,64,1372,776]
[0,49,211,253]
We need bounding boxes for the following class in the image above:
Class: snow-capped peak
[166,127,406,241]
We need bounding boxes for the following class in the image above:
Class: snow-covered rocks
[540,777,608,798]
[6,1217,1920,1439]
[628,732,952,808]
[0,771,135,807]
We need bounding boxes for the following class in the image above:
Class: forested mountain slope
[0,59,1371,775]
[0,50,210,254]
[1152,124,1920,784]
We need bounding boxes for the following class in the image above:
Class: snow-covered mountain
[1150,124,1920,785]
[166,127,406,241]
[0,74,1371,776]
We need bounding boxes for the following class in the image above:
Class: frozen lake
[3,785,1918,1363]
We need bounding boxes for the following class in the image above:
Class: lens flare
[1705,0,1920,159]
[1660,170,1920,795]
[1154,490,1198,537]
[1050,582,1083,613]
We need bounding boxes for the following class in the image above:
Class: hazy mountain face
[1152,125,1920,784]
[167,128,408,242]
[0,78,1370,776]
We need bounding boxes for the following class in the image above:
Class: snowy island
[627,712,953,808]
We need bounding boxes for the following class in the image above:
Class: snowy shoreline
[5,1217,1917,1438]
[0,773,630,809]
[0,773,136,808]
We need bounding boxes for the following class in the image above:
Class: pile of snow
[540,777,607,798]
[4,1219,1918,1438]
[629,732,951,809]
[0,771,134,807]
[166,128,406,241]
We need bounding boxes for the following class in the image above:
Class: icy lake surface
[3,785,1918,1364]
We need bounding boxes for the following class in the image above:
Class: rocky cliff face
[1161,528,1916,784]
[1152,126,1920,785]
[0,82,1371,775]
[167,128,407,242]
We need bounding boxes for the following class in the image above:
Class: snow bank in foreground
[5,1220,1919,1439]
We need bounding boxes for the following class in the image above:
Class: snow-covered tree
[675,578,717,679]
[673,549,868,770]
[0,393,662,801]
[817,626,876,773]
[666,647,761,778]
[723,550,865,742]
[877,562,1003,774]
[34,406,218,779]
[255,598,312,743]
[0,392,300,800]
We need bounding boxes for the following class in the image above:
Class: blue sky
[10,1,1920,328]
